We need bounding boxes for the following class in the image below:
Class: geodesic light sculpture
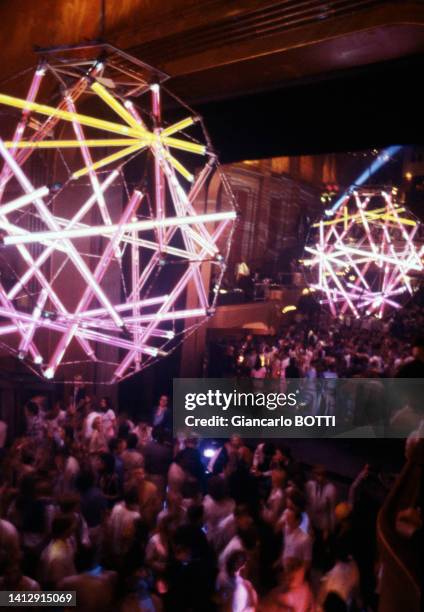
[0,44,236,382]
[303,187,424,319]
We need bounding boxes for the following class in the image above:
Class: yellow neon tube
[162,150,194,182]
[161,135,206,155]
[4,133,203,155]
[72,142,144,179]
[4,138,142,149]
[161,117,195,137]
[313,206,406,227]
[0,93,144,139]
[381,215,416,227]
[91,82,146,133]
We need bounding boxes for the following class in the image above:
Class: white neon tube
[3,210,236,246]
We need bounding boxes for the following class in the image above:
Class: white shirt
[84,411,101,439]
[263,488,285,525]
[283,526,312,564]
[203,495,235,534]
[101,409,116,438]
[218,535,243,571]
[280,357,290,380]
[40,539,76,587]
[210,513,236,553]
[305,480,337,532]
[108,502,140,556]
[321,559,360,603]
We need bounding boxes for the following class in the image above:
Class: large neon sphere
[303,187,423,319]
[0,45,236,382]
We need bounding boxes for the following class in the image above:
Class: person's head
[74,374,83,386]
[76,469,95,493]
[238,525,257,550]
[226,549,247,577]
[184,435,198,449]
[277,445,292,464]
[286,487,306,513]
[58,493,80,514]
[234,504,254,531]
[271,468,287,489]
[228,435,242,452]
[51,514,74,540]
[92,416,102,432]
[25,400,39,417]
[30,395,47,409]
[108,436,126,455]
[285,507,302,530]
[181,479,201,500]
[411,336,424,361]
[54,447,68,470]
[262,442,275,459]
[312,464,327,485]
[186,504,204,527]
[51,400,64,415]
[66,399,77,416]
[99,396,111,412]
[61,425,74,445]
[123,486,139,509]
[158,394,168,408]
[207,475,229,502]
[21,447,34,466]
[334,502,352,524]
[96,452,115,474]
[126,433,139,450]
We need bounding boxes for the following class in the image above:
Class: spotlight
[331,145,402,213]
[41,310,57,320]
[50,182,62,193]
[203,447,216,459]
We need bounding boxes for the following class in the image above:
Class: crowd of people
[210,299,424,381]
[0,296,423,611]
[0,382,418,611]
